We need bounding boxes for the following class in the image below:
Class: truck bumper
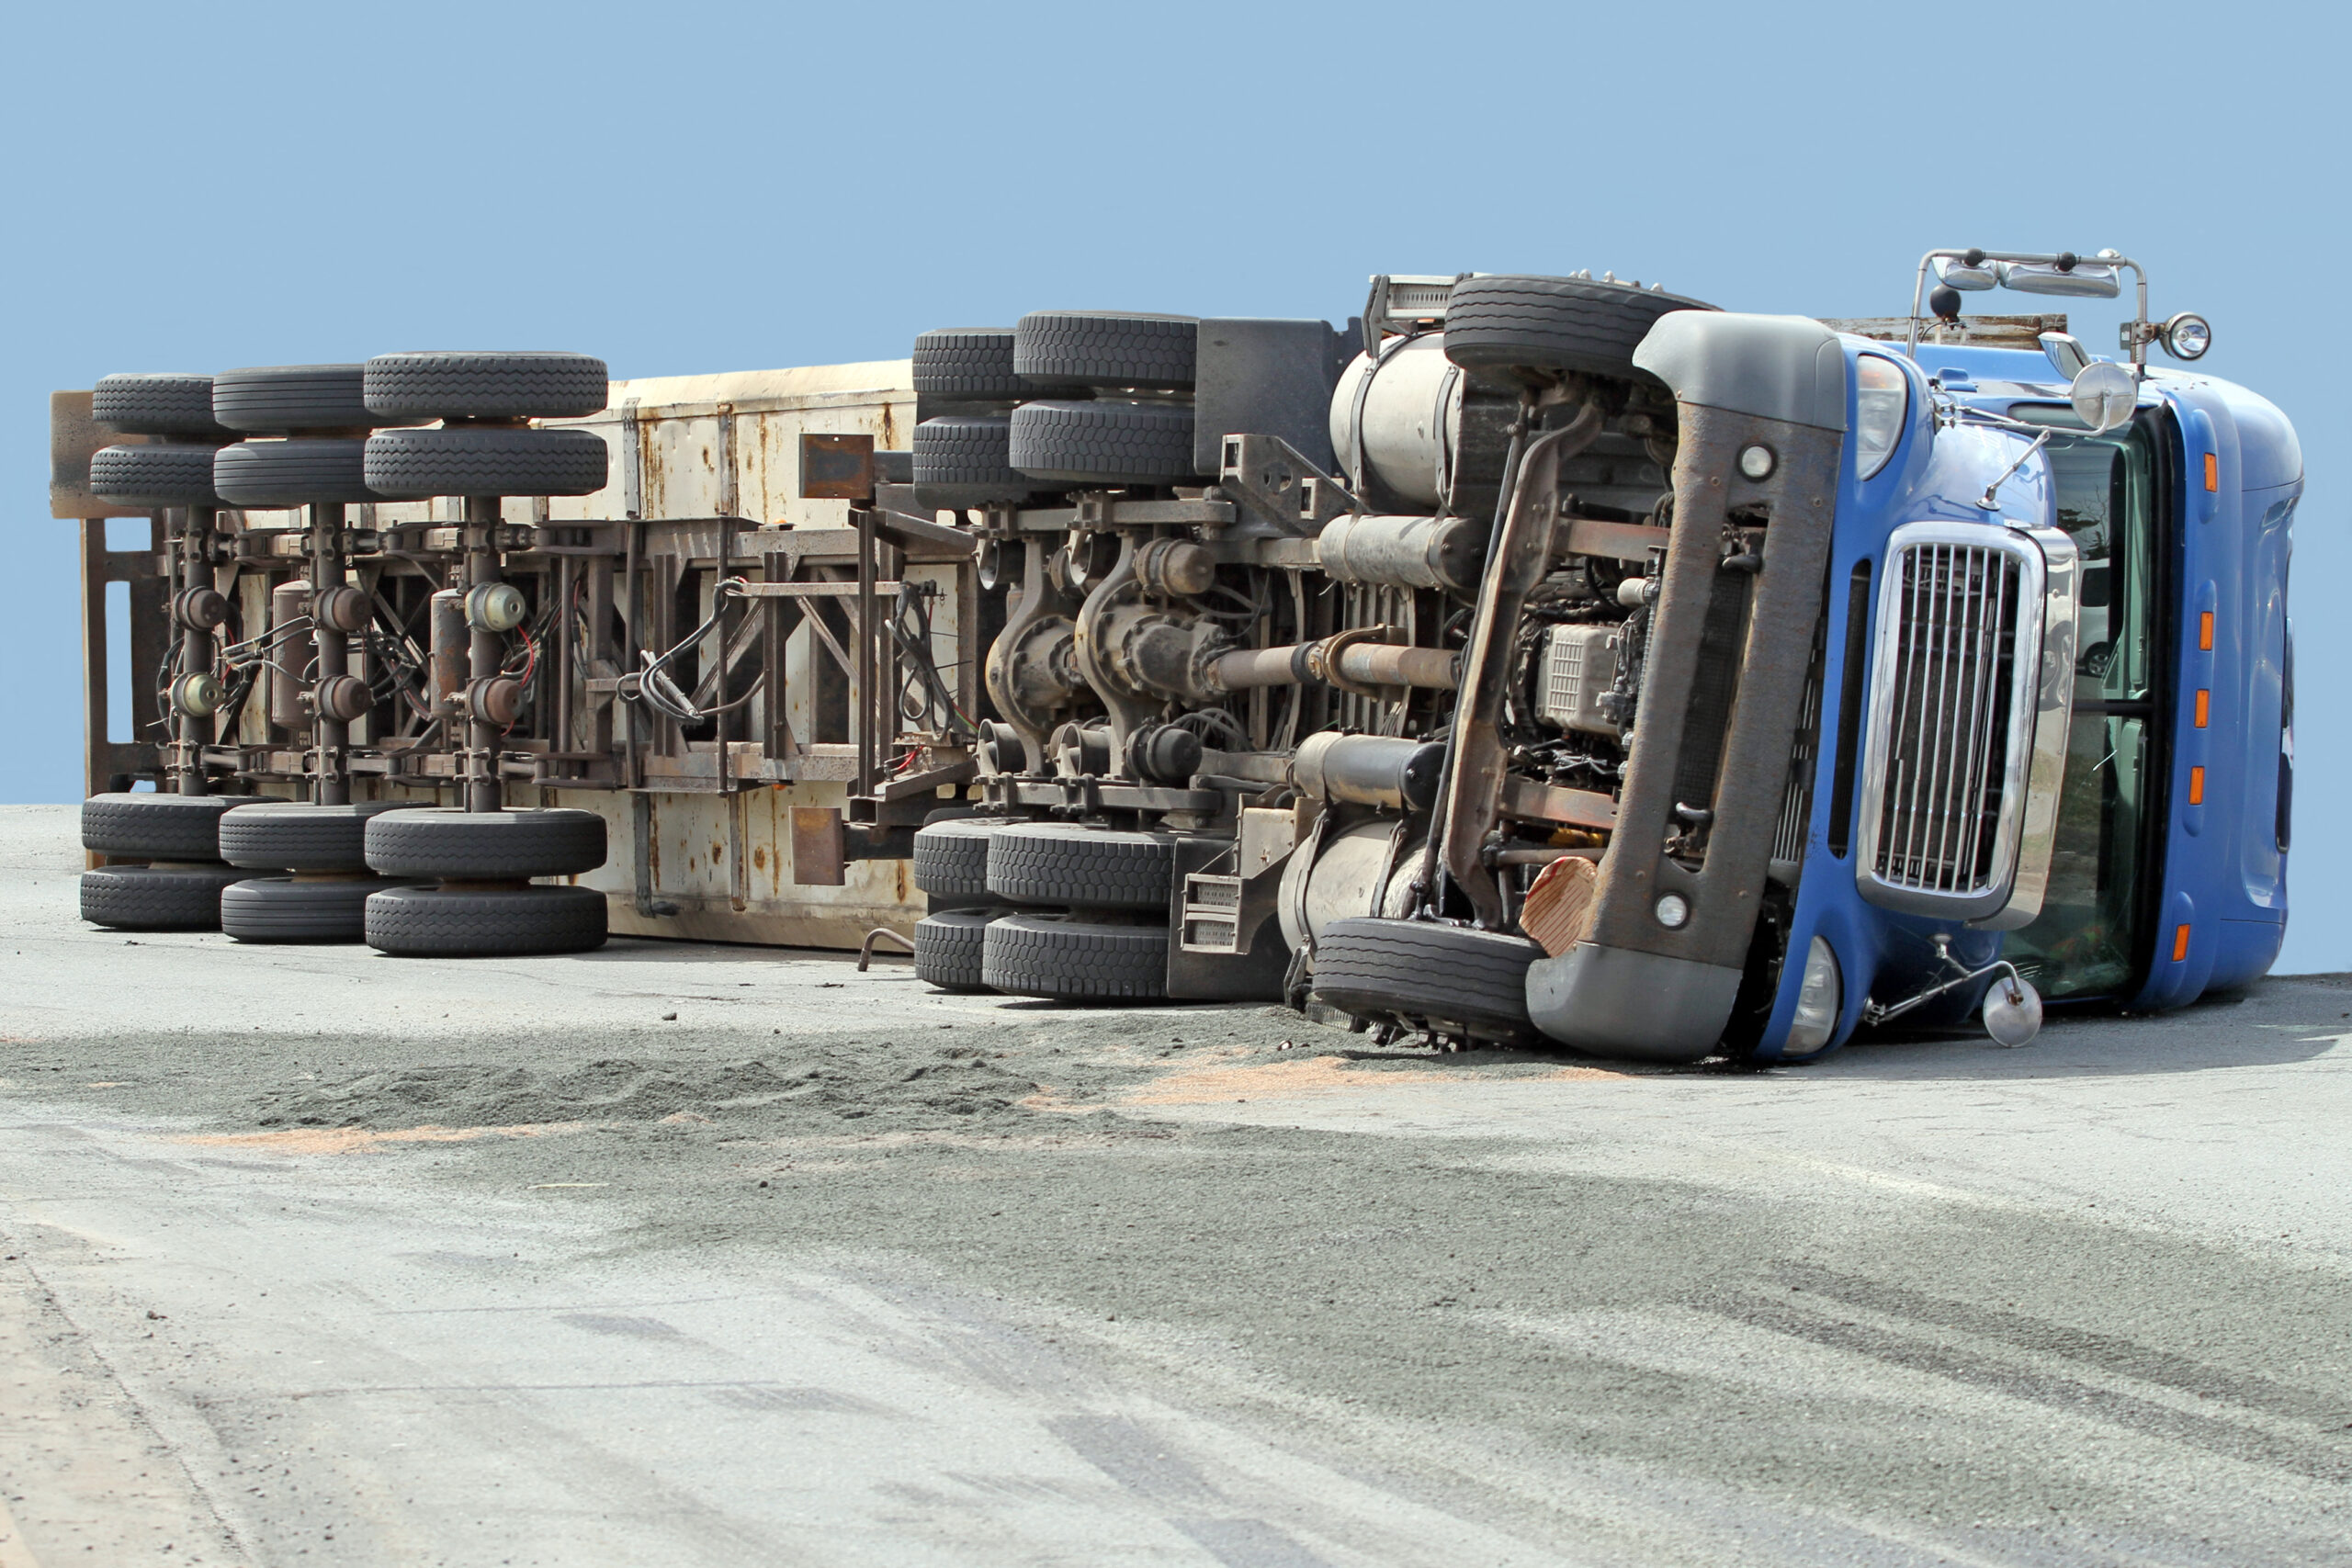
[1526,944,1744,1062]
[1525,313,1848,1063]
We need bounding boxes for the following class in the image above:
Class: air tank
[1328,334,1461,509]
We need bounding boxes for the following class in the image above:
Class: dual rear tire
[79,864,243,931]
[359,350,612,500]
[909,818,1181,1000]
[910,312,1203,503]
[89,373,233,508]
[360,807,610,956]
[79,793,243,931]
[363,884,608,956]
[219,800,415,944]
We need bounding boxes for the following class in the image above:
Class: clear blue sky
[5,0,2342,969]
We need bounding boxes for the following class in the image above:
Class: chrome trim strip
[1973,522,2078,930]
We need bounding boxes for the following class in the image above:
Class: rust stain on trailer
[798,434,875,502]
[758,420,786,527]
[639,421,668,513]
[50,390,151,519]
[790,806,847,885]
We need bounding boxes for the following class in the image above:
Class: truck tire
[89,444,223,507]
[364,883,607,956]
[1442,275,1717,380]
[212,365,413,434]
[221,875,410,943]
[985,822,1175,910]
[1014,311,1197,392]
[362,351,609,422]
[912,816,1013,901]
[912,416,1047,509]
[82,793,240,859]
[363,427,608,499]
[1009,400,1194,486]
[912,329,1023,400]
[80,865,242,931]
[93,374,230,439]
[364,808,608,879]
[220,800,413,873]
[1311,916,1544,1043]
[913,908,1001,991]
[214,438,376,506]
[981,912,1168,1001]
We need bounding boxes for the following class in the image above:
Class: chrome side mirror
[1983,972,2042,1047]
[2039,332,2091,381]
[2070,361,2137,434]
[1998,258,2122,299]
[1935,254,1998,291]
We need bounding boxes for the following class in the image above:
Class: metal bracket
[1216,433,1356,534]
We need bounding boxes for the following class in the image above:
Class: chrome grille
[1866,536,2028,900]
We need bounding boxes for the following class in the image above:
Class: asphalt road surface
[0,804,2346,1567]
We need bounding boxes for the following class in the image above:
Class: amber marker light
[2195,690,2211,728]
[2174,924,2192,962]
[2188,765,2206,804]
[2204,453,2220,491]
[2199,611,2214,650]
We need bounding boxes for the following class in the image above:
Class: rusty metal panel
[1561,516,1671,563]
[799,434,875,502]
[1500,775,1619,831]
[1820,313,2068,348]
[539,364,911,529]
[81,518,168,797]
[790,806,847,885]
[52,390,150,519]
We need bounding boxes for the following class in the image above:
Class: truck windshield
[2004,410,2165,999]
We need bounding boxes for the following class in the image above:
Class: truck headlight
[2158,312,2211,362]
[1785,936,1842,1055]
[1854,355,1907,479]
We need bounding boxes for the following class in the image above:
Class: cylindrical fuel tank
[1329,334,1459,509]
[1279,816,1422,953]
[1317,511,1481,592]
[1294,733,1446,810]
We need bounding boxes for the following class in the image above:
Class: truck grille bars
[1769,616,1826,878]
[1856,523,2065,922]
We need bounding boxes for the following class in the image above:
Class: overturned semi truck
[53,251,2299,1063]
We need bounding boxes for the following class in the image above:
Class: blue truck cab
[1250,252,2300,1066]
[1649,253,2301,1063]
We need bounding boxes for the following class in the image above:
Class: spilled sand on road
[1119,1051,1631,1106]
[177,1121,584,1155]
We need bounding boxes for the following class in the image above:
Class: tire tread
[363,353,609,421]
[1442,276,1717,379]
[1311,917,1543,1041]
[1008,400,1194,486]
[981,913,1168,1000]
[364,883,607,956]
[985,824,1175,910]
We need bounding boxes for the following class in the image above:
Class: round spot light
[2159,312,2211,362]
[1655,894,1690,929]
[1737,445,1776,480]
